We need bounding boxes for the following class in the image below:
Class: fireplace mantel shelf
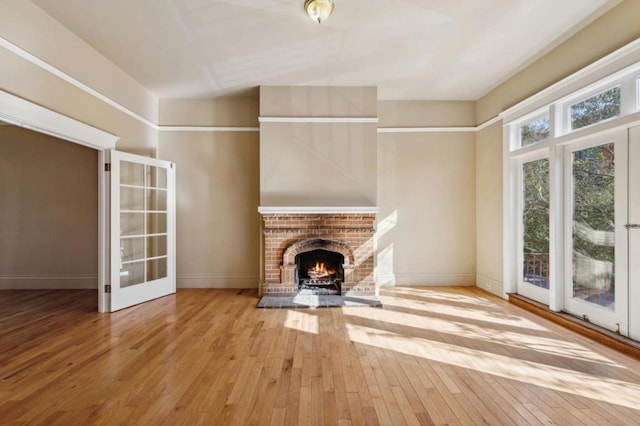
[258,206,379,214]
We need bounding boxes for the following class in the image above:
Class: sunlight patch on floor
[284,310,319,334]
[344,307,617,365]
[380,296,548,331]
[345,323,640,409]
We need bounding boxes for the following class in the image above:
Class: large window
[504,53,640,336]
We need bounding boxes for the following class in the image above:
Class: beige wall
[158,97,261,288]
[260,86,378,207]
[0,125,98,289]
[260,86,377,117]
[475,0,640,296]
[378,101,476,127]
[377,132,476,286]
[475,123,503,295]
[159,97,259,127]
[0,0,157,153]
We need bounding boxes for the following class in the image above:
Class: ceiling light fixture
[304,0,335,24]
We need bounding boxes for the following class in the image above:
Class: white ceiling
[32,0,616,100]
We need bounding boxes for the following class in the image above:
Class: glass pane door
[518,157,550,304]
[571,143,615,309]
[564,134,627,333]
[110,150,175,312]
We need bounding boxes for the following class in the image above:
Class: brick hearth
[260,212,376,296]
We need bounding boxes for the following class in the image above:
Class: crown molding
[259,116,379,124]
[158,126,259,132]
[1,34,509,135]
[378,126,476,133]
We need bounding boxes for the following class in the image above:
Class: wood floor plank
[2,287,640,425]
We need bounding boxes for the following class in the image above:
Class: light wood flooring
[1,287,640,425]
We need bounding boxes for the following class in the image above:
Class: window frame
[503,52,640,314]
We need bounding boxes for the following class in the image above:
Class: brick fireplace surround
[259,208,377,297]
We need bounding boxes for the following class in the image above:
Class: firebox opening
[295,249,344,295]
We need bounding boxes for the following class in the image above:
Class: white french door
[628,126,640,340]
[517,151,550,305]
[108,150,176,312]
[564,130,628,333]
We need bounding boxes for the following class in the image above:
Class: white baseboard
[376,273,476,287]
[476,274,504,297]
[177,275,259,289]
[0,275,97,289]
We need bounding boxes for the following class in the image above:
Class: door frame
[0,90,118,313]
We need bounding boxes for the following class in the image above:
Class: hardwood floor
[1,287,640,425]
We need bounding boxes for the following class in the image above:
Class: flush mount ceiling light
[304,0,335,24]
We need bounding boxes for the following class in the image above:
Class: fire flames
[308,261,335,279]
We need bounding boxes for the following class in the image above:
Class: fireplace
[297,249,344,295]
[258,209,377,297]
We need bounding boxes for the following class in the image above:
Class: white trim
[476,274,503,296]
[259,116,378,124]
[158,126,259,132]
[0,35,157,130]
[0,90,118,150]
[1,34,511,135]
[258,206,378,214]
[377,116,502,134]
[376,273,476,286]
[98,151,108,313]
[500,38,640,123]
[476,115,503,131]
[378,126,475,133]
[0,275,98,290]
[177,275,259,289]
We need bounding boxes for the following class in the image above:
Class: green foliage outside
[572,144,615,262]
[523,159,550,255]
[522,88,620,259]
[571,86,620,130]
[521,117,550,147]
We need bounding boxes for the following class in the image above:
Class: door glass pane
[120,261,145,288]
[572,143,615,309]
[147,213,167,234]
[121,237,144,262]
[121,213,144,236]
[147,189,167,211]
[120,187,145,211]
[120,161,145,186]
[147,258,167,281]
[147,235,167,258]
[147,165,167,189]
[523,159,550,289]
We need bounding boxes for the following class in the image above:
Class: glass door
[564,131,628,333]
[110,150,176,312]
[517,154,551,304]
